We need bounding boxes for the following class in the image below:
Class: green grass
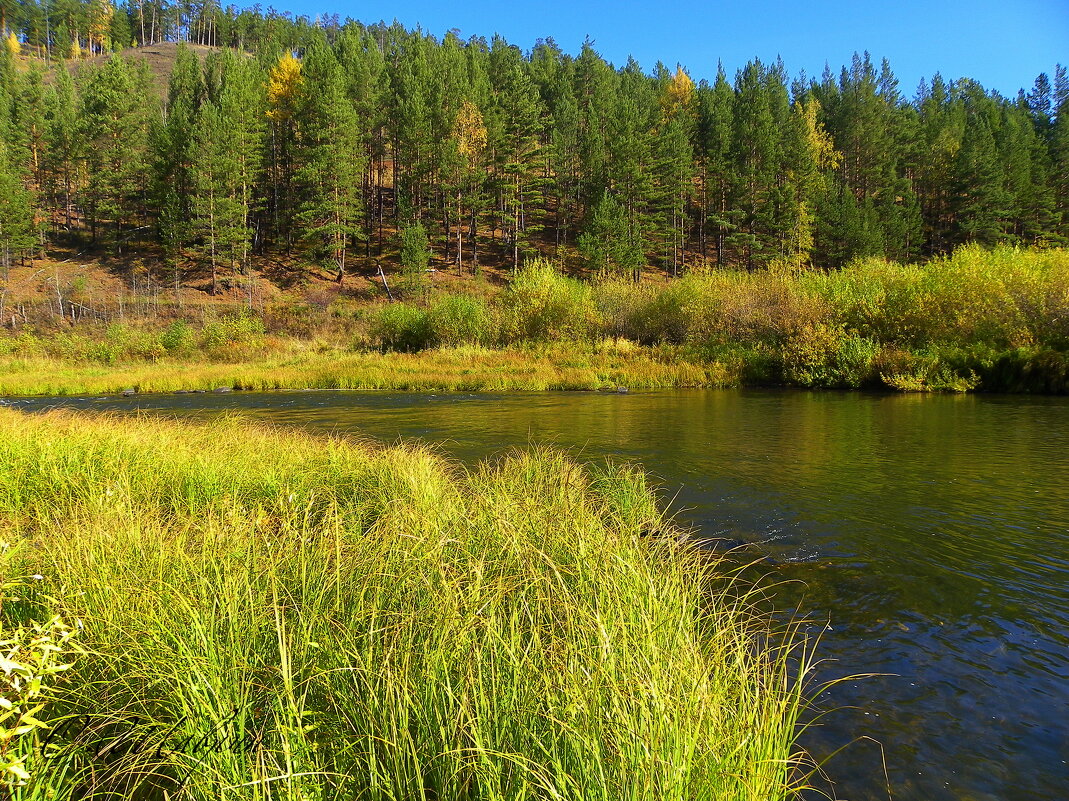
[0,409,813,800]
[0,343,730,396]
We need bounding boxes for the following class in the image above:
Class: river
[5,388,1068,801]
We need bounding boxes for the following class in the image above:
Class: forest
[1,0,1067,291]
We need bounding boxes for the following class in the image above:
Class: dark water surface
[6,389,1068,801]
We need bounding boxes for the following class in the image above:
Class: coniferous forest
[1,0,1067,286]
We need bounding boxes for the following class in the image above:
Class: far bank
[3,246,1067,396]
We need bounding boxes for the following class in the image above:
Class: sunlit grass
[0,409,813,800]
[0,344,731,396]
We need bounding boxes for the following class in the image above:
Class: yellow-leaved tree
[796,97,841,175]
[87,0,113,54]
[452,100,487,171]
[788,97,842,264]
[449,100,487,273]
[661,66,696,121]
[266,52,303,122]
[5,32,18,60]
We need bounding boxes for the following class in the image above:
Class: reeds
[0,344,726,396]
[0,409,812,800]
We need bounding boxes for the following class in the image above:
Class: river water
[5,389,1068,801]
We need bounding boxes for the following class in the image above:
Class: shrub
[502,260,600,343]
[371,303,431,352]
[199,312,266,357]
[781,324,879,388]
[159,320,195,354]
[876,345,982,392]
[594,279,654,341]
[426,294,494,347]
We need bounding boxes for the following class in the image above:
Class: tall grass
[0,409,812,800]
[0,343,727,395]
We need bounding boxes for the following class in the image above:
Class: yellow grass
[0,344,733,396]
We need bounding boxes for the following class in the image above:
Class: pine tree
[696,66,734,266]
[951,82,1011,245]
[915,73,965,254]
[335,26,387,256]
[153,43,202,264]
[387,27,435,235]
[80,54,152,251]
[217,51,265,286]
[605,57,657,280]
[1050,66,1069,240]
[0,136,36,278]
[399,221,430,297]
[653,65,697,276]
[295,44,363,281]
[42,64,81,236]
[726,60,783,267]
[573,40,616,214]
[578,190,641,278]
[485,36,544,270]
[190,100,229,294]
[1000,96,1056,245]
[530,38,580,254]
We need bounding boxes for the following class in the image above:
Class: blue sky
[285,0,1067,98]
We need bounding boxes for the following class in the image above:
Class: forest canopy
[1,0,1067,285]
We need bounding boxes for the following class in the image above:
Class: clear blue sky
[282,0,1067,98]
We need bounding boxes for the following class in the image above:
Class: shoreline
[0,346,734,397]
[2,342,1066,397]
[0,408,811,798]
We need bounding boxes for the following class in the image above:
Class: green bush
[594,279,655,342]
[200,312,267,350]
[781,324,879,388]
[875,345,982,392]
[503,260,600,343]
[371,303,432,352]
[426,294,494,347]
[158,320,195,354]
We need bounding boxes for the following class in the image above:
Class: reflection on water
[7,388,1069,801]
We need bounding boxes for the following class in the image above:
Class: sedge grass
[0,409,814,800]
[0,344,730,397]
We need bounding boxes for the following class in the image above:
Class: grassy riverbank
[0,409,811,800]
[0,343,725,395]
[3,245,1066,395]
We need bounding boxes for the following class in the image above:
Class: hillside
[0,3,1066,351]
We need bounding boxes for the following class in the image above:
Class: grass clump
[0,409,812,800]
